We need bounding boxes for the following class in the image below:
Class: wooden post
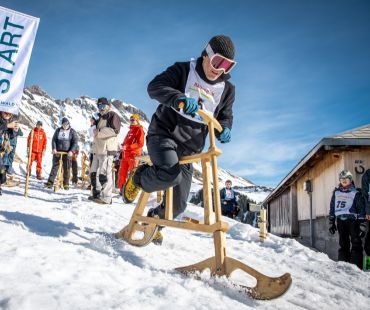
[24,129,34,198]
[165,187,173,220]
[259,208,268,242]
[201,158,213,225]
[54,152,67,192]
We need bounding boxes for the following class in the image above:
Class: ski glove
[218,127,231,143]
[359,221,368,238]
[177,97,199,115]
[329,218,337,235]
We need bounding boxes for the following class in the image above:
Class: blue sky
[2,0,370,186]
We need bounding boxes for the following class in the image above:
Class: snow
[1,168,369,309]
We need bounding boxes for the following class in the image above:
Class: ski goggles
[98,103,108,110]
[205,44,236,74]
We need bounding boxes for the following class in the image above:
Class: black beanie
[208,35,235,60]
[97,97,109,105]
[36,120,43,126]
[61,117,69,125]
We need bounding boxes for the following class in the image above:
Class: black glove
[329,218,337,235]
[359,221,368,238]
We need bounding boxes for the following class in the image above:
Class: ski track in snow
[1,173,370,310]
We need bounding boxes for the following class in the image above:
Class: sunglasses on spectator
[130,118,136,122]
[98,104,108,109]
[205,44,236,74]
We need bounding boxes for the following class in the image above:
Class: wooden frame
[116,109,291,299]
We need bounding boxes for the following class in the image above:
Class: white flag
[0,6,39,115]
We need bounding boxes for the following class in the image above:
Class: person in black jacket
[361,169,370,262]
[220,180,240,219]
[0,112,19,195]
[129,35,236,243]
[45,117,79,190]
[328,170,366,269]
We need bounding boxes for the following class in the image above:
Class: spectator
[44,117,78,190]
[27,120,47,180]
[0,111,19,194]
[117,114,144,192]
[361,168,370,267]
[89,97,120,204]
[328,170,366,269]
[220,179,240,219]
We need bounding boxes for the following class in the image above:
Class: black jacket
[147,57,235,155]
[362,169,370,215]
[52,127,79,152]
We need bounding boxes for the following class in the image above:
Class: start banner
[0,6,39,114]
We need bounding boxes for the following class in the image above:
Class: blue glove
[218,127,231,143]
[177,97,199,115]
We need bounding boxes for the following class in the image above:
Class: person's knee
[158,163,182,185]
[99,174,108,185]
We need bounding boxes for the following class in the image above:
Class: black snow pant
[365,227,370,256]
[337,218,363,269]
[71,160,78,183]
[48,154,71,186]
[138,135,193,219]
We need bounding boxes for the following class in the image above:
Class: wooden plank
[201,159,213,225]
[213,230,227,275]
[134,215,229,233]
[165,187,173,220]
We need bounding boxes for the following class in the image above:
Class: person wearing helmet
[127,35,237,244]
[328,170,366,269]
[117,114,144,192]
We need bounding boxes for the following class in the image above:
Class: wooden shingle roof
[330,124,370,139]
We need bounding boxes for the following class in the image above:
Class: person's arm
[96,113,121,139]
[69,129,79,152]
[354,191,366,219]
[147,62,188,108]
[216,83,235,131]
[329,190,336,220]
[42,131,47,151]
[52,129,58,150]
[361,170,370,216]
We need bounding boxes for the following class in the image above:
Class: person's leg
[337,218,350,262]
[98,155,114,203]
[62,156,71,187]
[138,136,182,193]
[365,226,370,256]
[72,160,78,183]
[117,158,129,190]
[36,153,43,176]
[90,155,100,197]
[348,219,363,269]
[29,152,37,174]
[47,154,60,184]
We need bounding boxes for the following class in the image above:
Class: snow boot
[122,175,141,203]
[44,181,53,188]
[0,187,2,195]
[36,173,43,180]
[88,189,101,201]
[63,184,69,190]
[147,204,165,245]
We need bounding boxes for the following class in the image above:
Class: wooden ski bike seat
[115,109,292,300]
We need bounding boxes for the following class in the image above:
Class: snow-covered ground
[1,164,370,309]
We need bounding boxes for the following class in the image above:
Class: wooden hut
[264,124,370,259]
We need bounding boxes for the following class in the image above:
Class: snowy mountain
[14,85,259,195]
[0,177,369,309]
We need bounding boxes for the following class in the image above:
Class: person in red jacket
[27,121,47,180]
[117,114,144,191]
